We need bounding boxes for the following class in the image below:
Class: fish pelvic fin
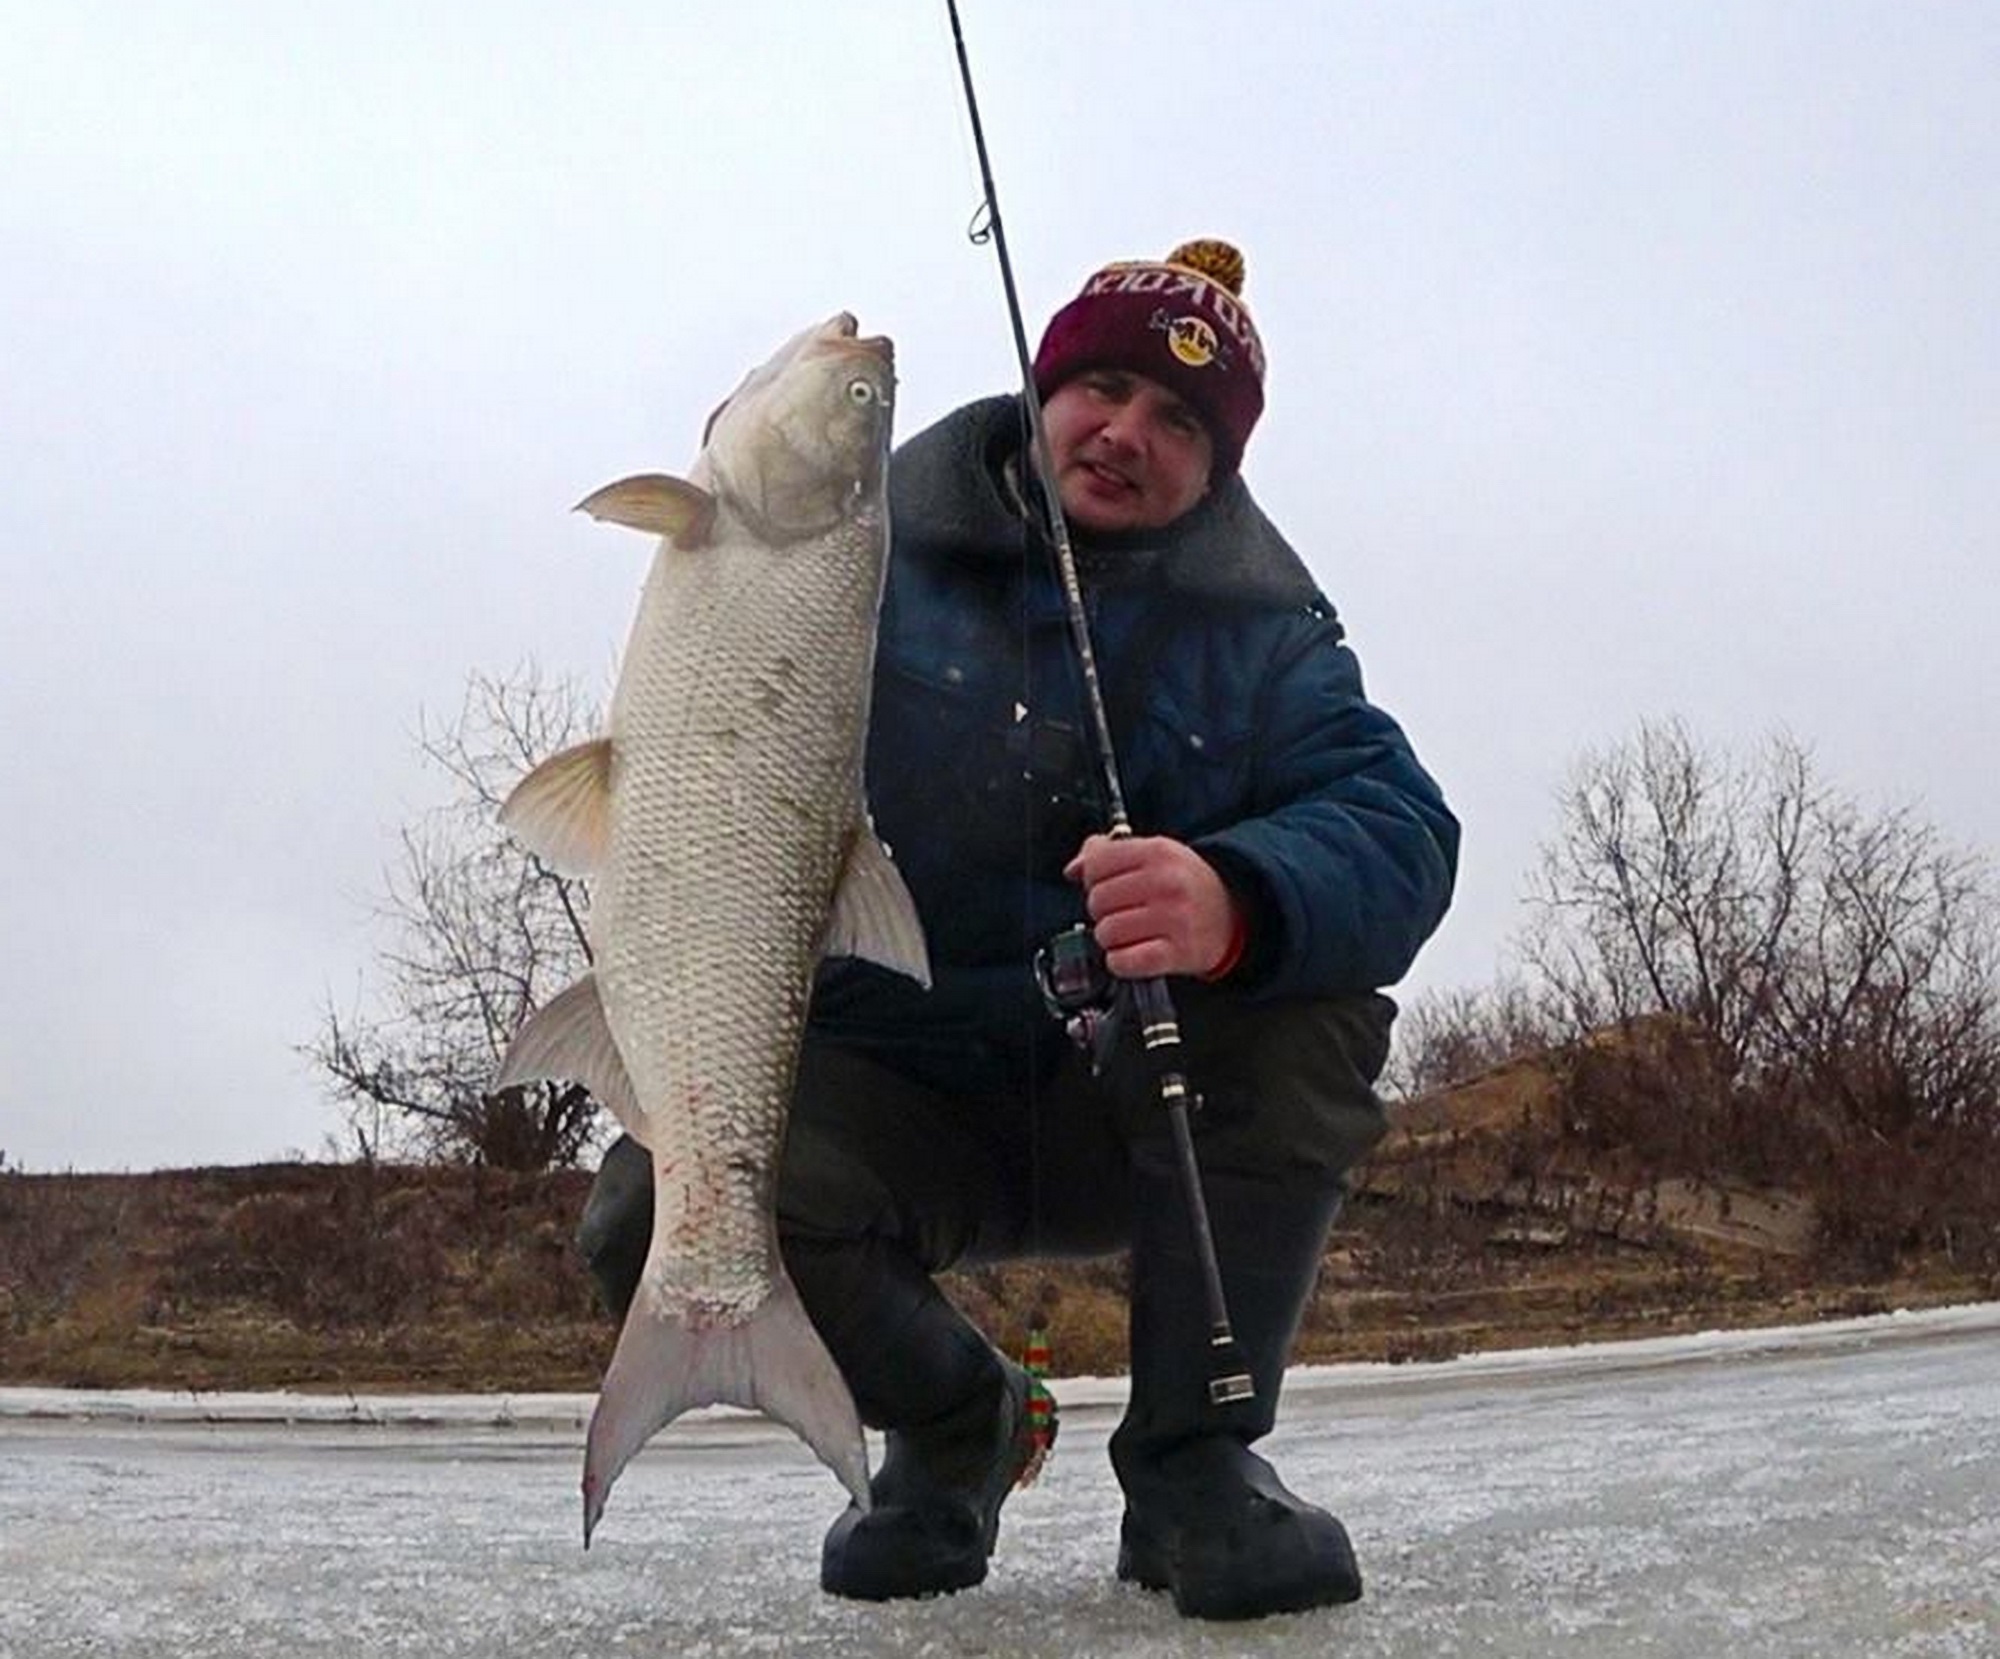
[575,473,717,548]
[500,738,613,875]
[823,823,932,989]
[494,974,640,1135]
[582,1274,870,1546]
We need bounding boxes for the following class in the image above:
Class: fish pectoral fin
[574,473,718,548]
[824,825,932,989]
[582,1276,870,1546]
[494,974,640,1134]
[500,738,613,875]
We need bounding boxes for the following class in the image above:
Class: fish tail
[581,1274,870,1545]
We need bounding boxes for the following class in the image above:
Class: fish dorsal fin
[823,825,931,988]
[575,473,717,548]
[500,738,613,875]
[493,973,641,1137]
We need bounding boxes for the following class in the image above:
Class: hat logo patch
[1082,261,1266,379]
[1151,309,1225,370]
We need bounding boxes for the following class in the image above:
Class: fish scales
[598,521,883,1315]
[494,315,928,1542]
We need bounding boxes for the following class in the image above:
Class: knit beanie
[1031,237,1266,475]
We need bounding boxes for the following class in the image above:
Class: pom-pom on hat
[1032,237,1266,476]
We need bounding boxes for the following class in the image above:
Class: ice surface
[3,1305,1996,1657]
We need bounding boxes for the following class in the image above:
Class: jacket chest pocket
[1124,689,1256,841]
[871,656,1107,880]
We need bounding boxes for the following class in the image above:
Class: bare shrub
[1383,976,1558,1099]
[166,1163,452,1327]
[1344,1184,1505,1290]
[163,1163,602,1330]
[1558,1018,1747,1174]
[0,1169,137,1332]
[306,668,603,1171]
[1810,1117,2000,1276]
[1522,720,2000,1267]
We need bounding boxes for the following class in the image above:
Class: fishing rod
[943,0,1253,1409]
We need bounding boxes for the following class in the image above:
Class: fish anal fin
[500,738,613,875]
[575,473,717,548]
[494,974,640,1137]
[823,825,931,988]
[582,1275,869,1545]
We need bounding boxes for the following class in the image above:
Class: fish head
[697,314,896,541]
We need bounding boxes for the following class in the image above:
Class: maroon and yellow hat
[1031,237,1266,476]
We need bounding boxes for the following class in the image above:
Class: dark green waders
[574,990,1393,1618]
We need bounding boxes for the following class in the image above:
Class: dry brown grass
[3,1149,1990,1395]
[0,1163,610,1391]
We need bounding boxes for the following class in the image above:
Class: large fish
[494,313,928,1543]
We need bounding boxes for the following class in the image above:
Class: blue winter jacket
[809,397,1459,1095]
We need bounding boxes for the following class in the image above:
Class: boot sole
[1117,1513,1363,1621]
[822,1504,991,1600]
[819,1365,1056,1602]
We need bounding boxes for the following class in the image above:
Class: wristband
[1200,910,1249,982]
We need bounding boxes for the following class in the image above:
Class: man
[579,239,1459,1620]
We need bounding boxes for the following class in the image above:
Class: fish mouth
[820,311,893,365]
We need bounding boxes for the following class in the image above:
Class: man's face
[1042,369,1215,534]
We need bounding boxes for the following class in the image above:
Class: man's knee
[776,1114,901,1245]
[777,1041,995,1270]
[577,1134,652,1319]
[1151,989,1397,1182]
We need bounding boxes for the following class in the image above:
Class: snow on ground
[3,1305,1996,1657]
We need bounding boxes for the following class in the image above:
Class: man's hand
[1064,834,1244,981]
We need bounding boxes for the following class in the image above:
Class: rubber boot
[788,1234,1052,1600]
[1110,1149,1359,1620]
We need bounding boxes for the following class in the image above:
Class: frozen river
[3,1304,1996,1657]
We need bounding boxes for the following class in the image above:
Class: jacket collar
[889,396,1332,612]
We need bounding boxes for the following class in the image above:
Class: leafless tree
[1521,718,2000,1136]
[1381,719,1999,1269]
[307,668,603,1170]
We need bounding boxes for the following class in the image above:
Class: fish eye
[846,379,878,405]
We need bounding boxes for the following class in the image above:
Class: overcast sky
[4,2,1995,1171]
